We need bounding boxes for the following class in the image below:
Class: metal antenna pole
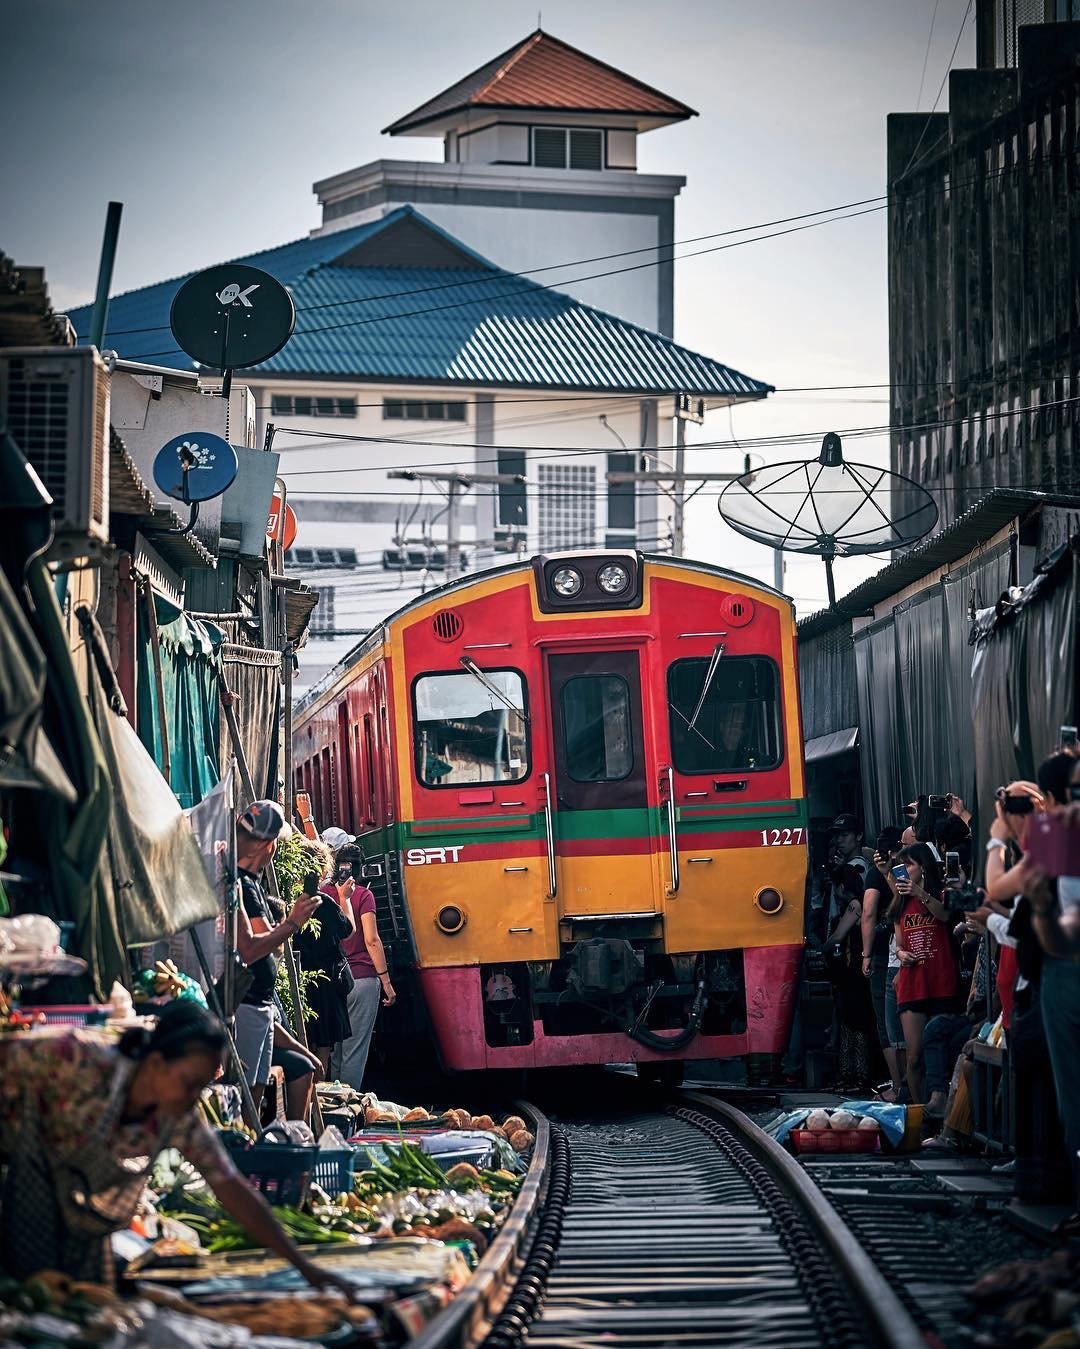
[87,202,123,350]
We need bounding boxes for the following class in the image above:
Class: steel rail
[410,1103,551,1349]
[676,1091,925,1349]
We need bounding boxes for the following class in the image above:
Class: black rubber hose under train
[626,977,707,1052]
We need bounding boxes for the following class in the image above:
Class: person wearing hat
[321,826,355,852]
[234,800,320,1112]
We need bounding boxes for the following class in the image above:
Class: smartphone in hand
[1025,812,1080,876]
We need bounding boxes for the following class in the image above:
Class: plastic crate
[313,1146,358,1196]
[225,1140,317,1206]
[20,1005,109,1027]
[790,1128,879,1155]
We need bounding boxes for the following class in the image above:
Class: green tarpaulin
[136,595,223,809]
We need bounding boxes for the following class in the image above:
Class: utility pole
[606,459,750,557]
[672,416,687,556]
[388,468,526,575]
[670,393,706,556]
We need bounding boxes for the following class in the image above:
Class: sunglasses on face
[996,788,1035,815]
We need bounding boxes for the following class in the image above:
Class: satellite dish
[153,432,239,535]
[718,432,938,607]
[169,264,295,388]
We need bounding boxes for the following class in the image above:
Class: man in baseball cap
[321,826,356,852]
[232,799,317,1111]
[828,814,867,874]
[238,799,293,842]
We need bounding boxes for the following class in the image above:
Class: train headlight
[754,887,784,914]
[551,566,584,597]
[596,562,630,595]
[435,905,467,934]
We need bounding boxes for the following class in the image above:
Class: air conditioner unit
[0,346,111,557]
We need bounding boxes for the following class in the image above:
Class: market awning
[804,726,859,763]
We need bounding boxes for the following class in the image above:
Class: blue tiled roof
[69,207,771,399]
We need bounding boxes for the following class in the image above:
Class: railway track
[414,1087,924,1349]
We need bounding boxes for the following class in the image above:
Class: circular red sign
[267,495,298,551]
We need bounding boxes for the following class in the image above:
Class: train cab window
[667,656,781,775]
[413,670,529,787]
[561,674,633,782]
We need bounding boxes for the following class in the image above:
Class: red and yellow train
[293,550,807,1075]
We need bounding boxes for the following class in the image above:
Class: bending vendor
[0,1000,351,1295]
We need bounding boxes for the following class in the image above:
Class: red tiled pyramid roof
[383,30,695,134]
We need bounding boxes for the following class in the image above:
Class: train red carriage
[293,550,807,1075]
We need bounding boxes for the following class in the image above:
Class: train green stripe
[355,800,808,854]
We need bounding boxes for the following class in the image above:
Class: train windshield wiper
[687,642,725,734]
[459,656,529,721]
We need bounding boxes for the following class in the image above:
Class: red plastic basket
[790,1127,879,1155]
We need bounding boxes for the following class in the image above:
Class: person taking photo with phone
[887,842,959,1103]
[324,838,397,1091]
[233,801,321,1113]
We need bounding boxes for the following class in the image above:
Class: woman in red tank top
[887,842,960,1103]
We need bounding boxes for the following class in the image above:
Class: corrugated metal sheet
[383,30,694,135]
[69,207,770,400]
[797,489,1080,640]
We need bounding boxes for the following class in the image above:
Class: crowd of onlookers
[228,801,396,1124]
[807,745,1080,1214]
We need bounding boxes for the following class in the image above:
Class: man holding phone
[233,801,321,1111]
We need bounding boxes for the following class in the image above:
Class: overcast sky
[1,0,974,611]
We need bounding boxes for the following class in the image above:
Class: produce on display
[788,1105,883,1154]
[0,1091,532,1344]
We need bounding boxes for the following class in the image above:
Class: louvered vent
[432,610,463,642]
[0,346,110,551]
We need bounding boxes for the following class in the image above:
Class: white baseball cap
[321,826,356,850]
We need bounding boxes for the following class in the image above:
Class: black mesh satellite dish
[718,432,938,607]
[170,264,295,392]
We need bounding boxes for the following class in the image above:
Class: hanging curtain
[853,615,901,838]
[136,593,223,809]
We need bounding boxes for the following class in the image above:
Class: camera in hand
[943,880,983,914]
[336,861,353,882]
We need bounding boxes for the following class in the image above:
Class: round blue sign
[153,433,238,503]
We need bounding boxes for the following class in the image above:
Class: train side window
[560,674,633,782]
[413,669,529,787]
[667,656,781,774]
[321,747,333,822]
[362,714,377,823]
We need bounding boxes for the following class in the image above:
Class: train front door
[545,649,663,918]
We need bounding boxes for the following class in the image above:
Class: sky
[0,0,976,613]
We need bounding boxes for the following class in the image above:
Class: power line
[249,381,1025,416]
[95,194,892,341]
[98,141,1070,366]
[915,0,943,111]
[125,203,888,363]
[271,394,1080,477]
[899,0,974,180]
